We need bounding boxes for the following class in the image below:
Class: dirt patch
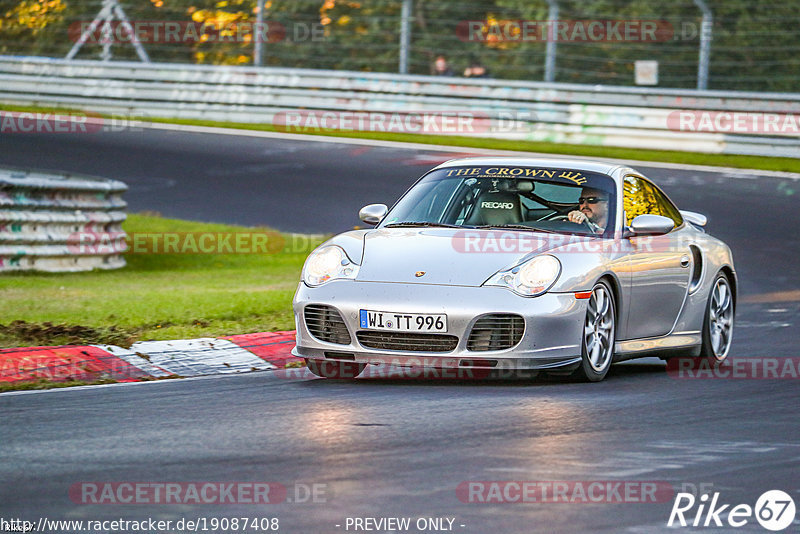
[0,320,136,347]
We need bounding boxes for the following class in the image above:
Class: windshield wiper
[474,224,551,232]
[384,222,464,229]
[474,224,593,235]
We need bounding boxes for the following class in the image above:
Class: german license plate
[360,309,447,332]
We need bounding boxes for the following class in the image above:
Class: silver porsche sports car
[292,158,736,381]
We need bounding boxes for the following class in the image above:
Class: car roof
[432,157,624,176]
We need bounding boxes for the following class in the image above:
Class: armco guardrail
[0,167,127,272]
[0,56,799,157]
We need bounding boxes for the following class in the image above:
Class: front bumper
[292,280,587,370]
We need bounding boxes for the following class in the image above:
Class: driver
[567,187,609,233]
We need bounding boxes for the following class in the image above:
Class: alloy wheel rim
[709,278,734,360]
[584,285,615,372]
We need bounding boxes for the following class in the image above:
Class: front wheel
[305,358,365,379]
[573,281,616,382]
[699,274,734,361]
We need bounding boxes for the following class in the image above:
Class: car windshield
[381,164,617,236]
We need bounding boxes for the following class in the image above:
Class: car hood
[356,228,574,286]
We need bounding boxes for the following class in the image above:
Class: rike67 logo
[668,490,795,531]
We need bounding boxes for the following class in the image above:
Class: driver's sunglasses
[578,196,607,205]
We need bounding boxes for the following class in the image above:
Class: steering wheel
[546,211,592,227]
[552,211,597,232]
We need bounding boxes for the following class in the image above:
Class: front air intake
[304,305,352,345]
[467,314,525,351]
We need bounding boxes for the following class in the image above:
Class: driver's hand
[567,210,587,224]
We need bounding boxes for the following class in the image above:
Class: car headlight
[302,245,359,286]
[484,255,561,297]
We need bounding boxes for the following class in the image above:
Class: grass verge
[0,377,119,393]
[0,213,323,348]
[0,375,185,393]
[2,103,799,173]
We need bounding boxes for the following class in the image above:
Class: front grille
[467,314,525,351]
[304,305,351,345]
[356,331,458,352]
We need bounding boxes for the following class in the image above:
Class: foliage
[0,1,798,90]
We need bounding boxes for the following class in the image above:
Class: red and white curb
[0,331,298,384]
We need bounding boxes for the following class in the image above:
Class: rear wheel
[699,274,734,361]
[305,358,365,379]
[573,281,616,382]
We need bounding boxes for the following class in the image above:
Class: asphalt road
[1,127,799,533]
[2,367,799,533]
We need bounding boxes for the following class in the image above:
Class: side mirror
[680,210,707,227]
[358,203,388,225]
[626,214,674,237]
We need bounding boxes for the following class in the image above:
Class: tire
[698,273,734,362]
[305,358,365,379]
[573,280,616,382]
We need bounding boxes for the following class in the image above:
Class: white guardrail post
[0,56,798,157]
[0,168,127,272]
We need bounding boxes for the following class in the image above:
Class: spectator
[463,58,490,78]
[432,54,454,76]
